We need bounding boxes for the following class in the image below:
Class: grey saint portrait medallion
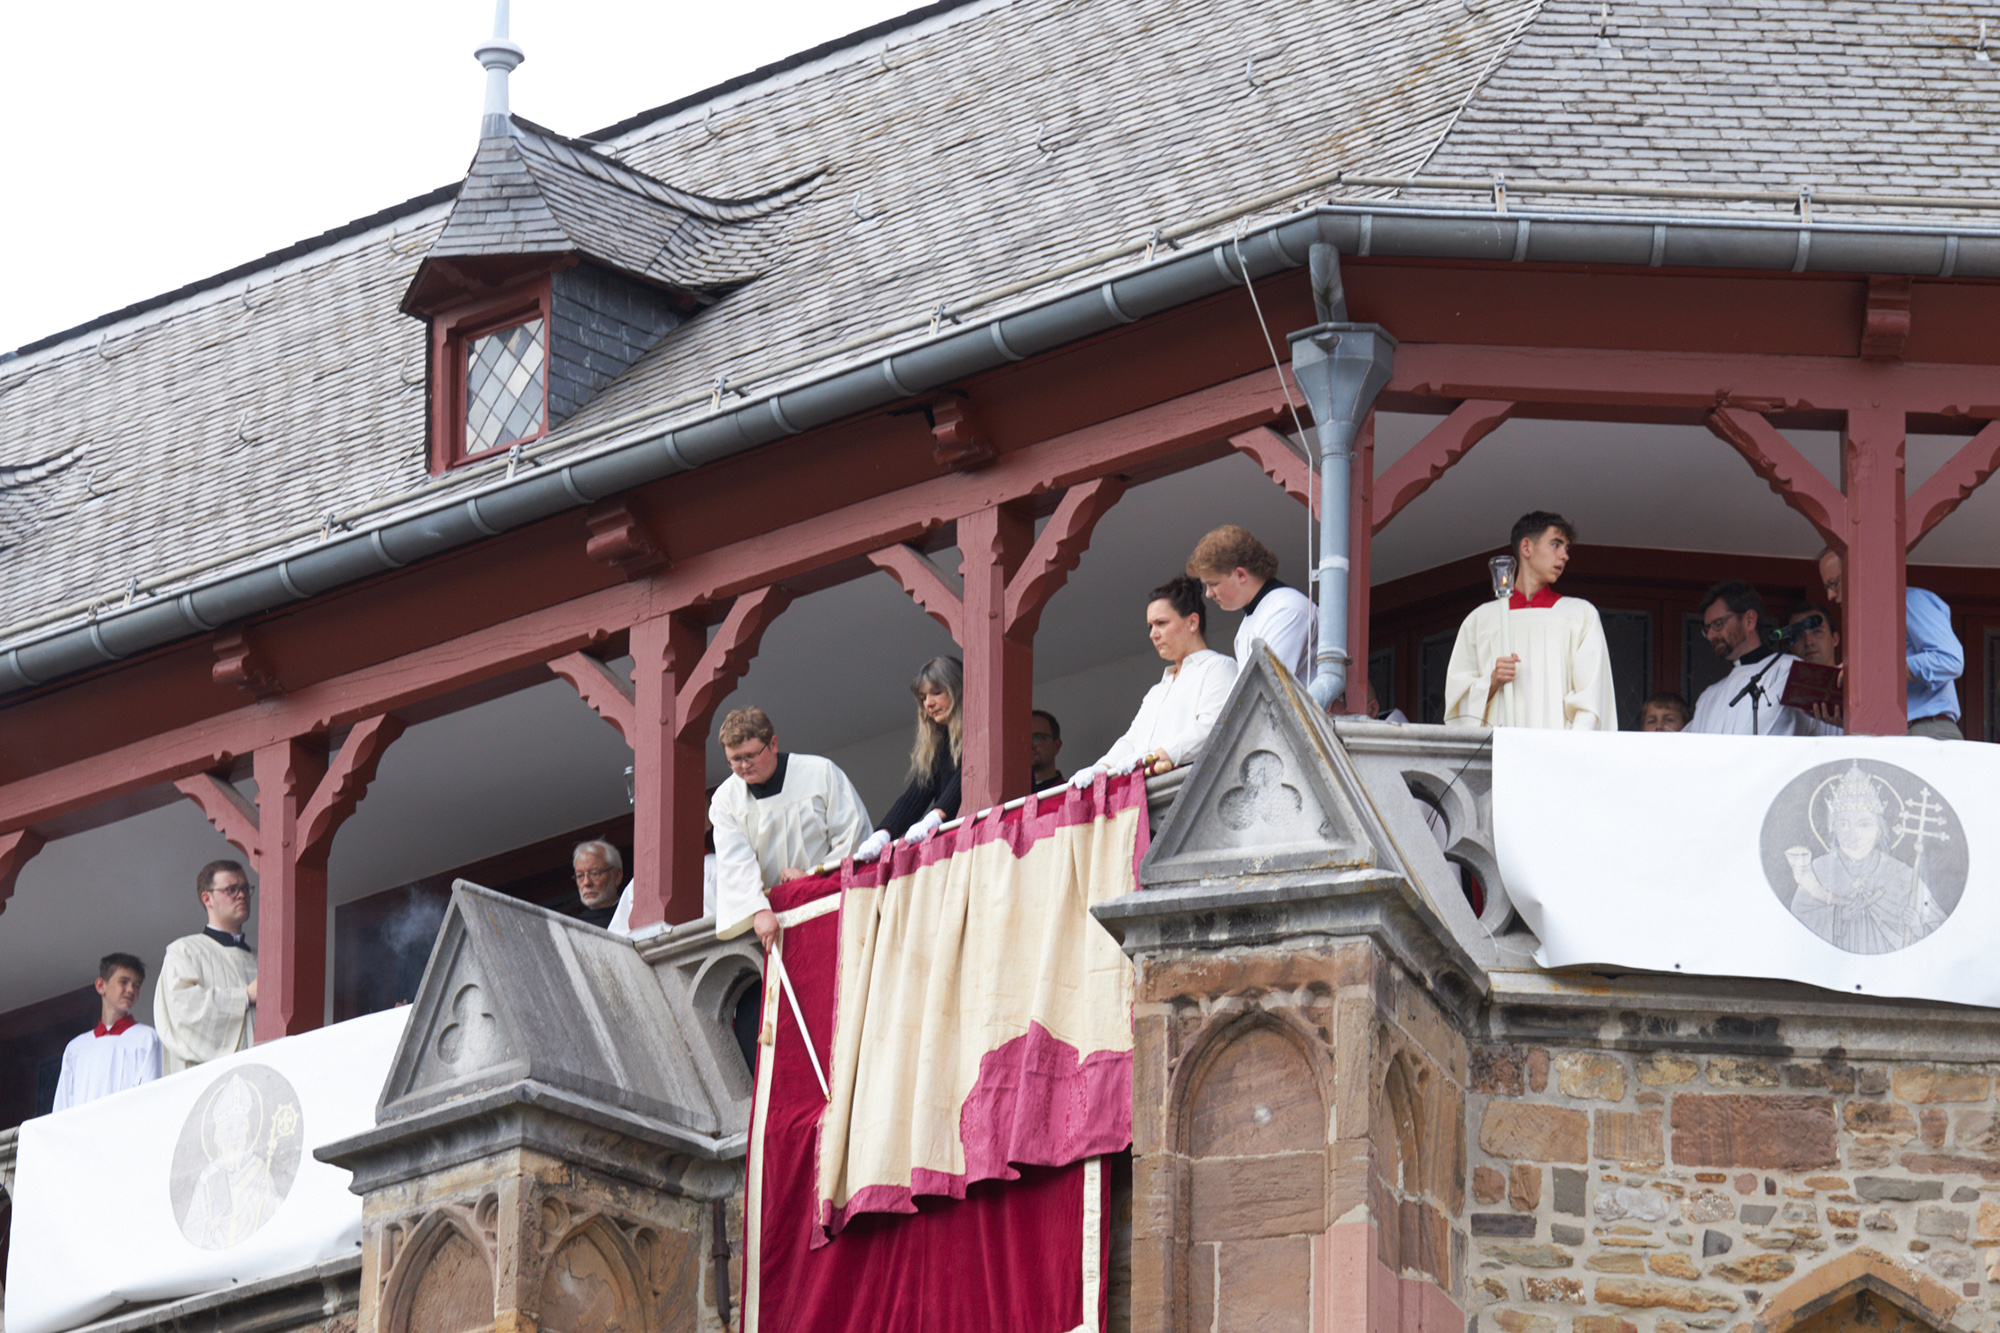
[1758,759,1966,955]
[169,1064,305,1250]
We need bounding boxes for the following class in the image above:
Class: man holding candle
[1443,511,1618,730]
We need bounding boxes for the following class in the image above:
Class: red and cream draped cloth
[742,771,1146,1333]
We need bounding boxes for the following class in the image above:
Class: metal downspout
[1288,243,1396,712]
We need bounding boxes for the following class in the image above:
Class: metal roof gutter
[5,201,1999,700]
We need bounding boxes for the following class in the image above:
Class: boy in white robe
[53,952,162,1111]
[709,706,873,948]
[155,859,259,1074]
[1187,524,1316,685]
[1444,511,1617,730]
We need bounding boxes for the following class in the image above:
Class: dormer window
[465,316,547,455]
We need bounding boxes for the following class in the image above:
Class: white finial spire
[475,0,525,138]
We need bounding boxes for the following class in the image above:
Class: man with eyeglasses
[569,839,629,932]
[710,706,872,949]
[154,859,260,1073]
[1687,581,1830,736]
[1817,547,1964,740]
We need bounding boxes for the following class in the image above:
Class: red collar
[1509,586,1562,610]
[93,1016,136,1038]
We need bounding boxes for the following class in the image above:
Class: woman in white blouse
[1074,576,1236,784]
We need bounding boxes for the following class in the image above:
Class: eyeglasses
[726,741,772,770]
[1701,611,1741,637]
[574,867,618,884]
[206,884,252,899]
[1030,731,1055,743]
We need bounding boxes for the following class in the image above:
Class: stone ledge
[68,1253,360,1333]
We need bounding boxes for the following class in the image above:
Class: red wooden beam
[630,613,707,930]
[298,714,407,860]
[1372,400,1516,534]
[868,545,965,642]
[0,828,46,918]
[1706,408,1845,551]
[1840,406,1910,737]
[253,738,330,1041]
[1907,420,2000,552]
[1004,476,1127,638]
[174,772,263,860]
[1228,427,1318,517]
[548,651,637,743]
[0,365,1297,833]
[673,585,795,744]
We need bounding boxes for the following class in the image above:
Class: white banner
[4,1007,406,1333]
[1494,730,1995,1005]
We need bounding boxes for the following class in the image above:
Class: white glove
[1070,765,1105,789]
[855,829,892,862]
[903,808,946,844]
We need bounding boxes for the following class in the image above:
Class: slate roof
[0,0,1994,642]
[409,121,820,309]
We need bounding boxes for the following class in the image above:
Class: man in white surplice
[1687,581,1832,736]
[154,860,259,1074]
[1072,575,1235,785]
[710,706,873,949]
[1444,511,1617,730]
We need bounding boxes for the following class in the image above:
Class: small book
[1780,660,1841,710]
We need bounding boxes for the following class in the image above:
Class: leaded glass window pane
[464,319,546,455]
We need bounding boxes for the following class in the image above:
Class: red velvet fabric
[752,872,1109,1333]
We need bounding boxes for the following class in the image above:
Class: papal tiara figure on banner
[1771,761,1954,955]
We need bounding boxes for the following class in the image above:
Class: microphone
[1768,613,1823,646]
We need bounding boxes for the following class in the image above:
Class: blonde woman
[880,655,965,845]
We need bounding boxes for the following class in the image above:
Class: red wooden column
[1842,405,1909,736]
[177,714,404,1040]
[957,503,1037,812]
[580,588,793,929]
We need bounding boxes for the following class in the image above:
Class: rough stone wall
[1129,939,1467,1332]
[1466,1043,2000,1333]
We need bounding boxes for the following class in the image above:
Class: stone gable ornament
[1140,641,1404,888]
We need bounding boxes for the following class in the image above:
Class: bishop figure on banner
[1785,762,1947,954]
[1445,511,1617,730]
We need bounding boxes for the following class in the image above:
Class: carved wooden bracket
[1908,418,2000,551]
[1372,399,1516,534]
[584,499,669,580]
[929,396,994,472]
[671,586,794,743]
[0,827,46,918]
[1861,274,1913,362]
[1228,426,1317,517]
[867,545,965,641]
[212,628,282,698]
[1707,406,1845,550]
[1004,476,1127,637]
[548,651,636,742]
[174,714,405,865]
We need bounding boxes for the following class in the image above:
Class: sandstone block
[1483,1103,1589,1164]
[1707,1059,1781,1088]
[1842,1102,1918,1137]
[1740,1205,1776,1226]
[1474,1214,1539,1238]
[1650,1253,1701,1279]
[1928,1249,1977,1281]
[1802,1176,1850,1191]
[1587,1253,1646,1274]
[1595,1185,1671,1223]
[1900,1154,2000,1182]
[1474,1046,1528,1096]
[1670,1095,1837,1170]
[1922,1109,1950,1147]
[1732,1173,1757,1195]
[1552,1224,1585,1246]
[1574,1319,1638,1333]
[1596,1111,1664,1166]
[1978,1201,2000,1241]
[1476,1165,1508,1204]
[1495,1311,1558,1333]
[1553,1168,1588,1217]
[1917,1206,1970,1240]
[1189,1152,1325,1240]
[1214,1235,1309,1332]
[1953,1110,2000,1155]
[1513,1164,1544,1213]
[1477,1278,1510,1300]
[1528,1048,1550,1093]
[1685,1190,1735,1223]
[1894,1067,1993,1104]
[1639,1054,1700,1087]
[1709,1254,1795,1284]
[1784,1063,1856,1093]
[1864,1210,1898,1231]
[1594,1279,1741,1312]
[1488,1243,1574,1268]
[1524,1277,1585,1304]
[1828,1209,1859,1229]
[1557,1052,1628,1102]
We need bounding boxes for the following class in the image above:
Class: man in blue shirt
[1818,549,1965,739]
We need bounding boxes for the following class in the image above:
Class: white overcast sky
[0,0,924,352]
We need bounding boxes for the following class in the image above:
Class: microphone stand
[1728,649,1787,735]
